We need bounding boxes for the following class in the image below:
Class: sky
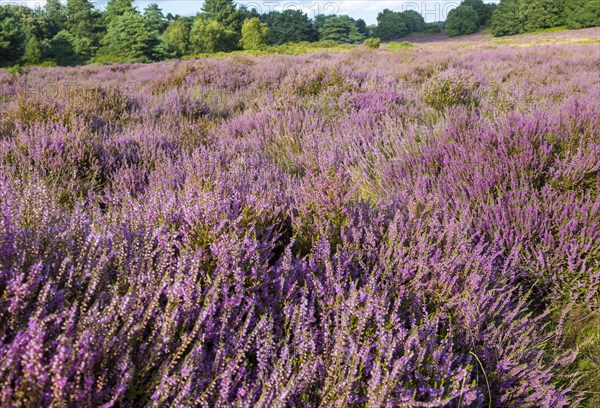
[3,0,500,25]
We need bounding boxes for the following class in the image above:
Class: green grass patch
[492,39,514,45]
[387,41,416,51]
[577,38,600,44]
[183,41,355,60]
[561,310,600,407]
[529,25,568,34]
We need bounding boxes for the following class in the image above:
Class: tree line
[446,0,599,37]
[1,0,598,67]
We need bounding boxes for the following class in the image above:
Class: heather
[0,32,599,407]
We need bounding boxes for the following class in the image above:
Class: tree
[43,0,68,37]
[402,10,426,33]
[318,15,364,44]
[491,0,524,36]
[104,0,136,23]
[143,3,168,34]
[162,20,189,57]
[201,0,241,32]
[564,0,600,29]
[65,0,103,54]
[355,18,369,37]
[100,11,157,62]
[462,0,494,26]
[240,17,268,50]
[22,36,43,65]
[238,5,260,22]
[262,10,316,45]
[2,5,51,41]
[521,0,565,32]
[375,9,409,41]
[0,7,26,65]
[190,18,229,53]
[49,30,81,65]
[446,4,480,37]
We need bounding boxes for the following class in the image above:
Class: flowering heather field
[0,29,599,407]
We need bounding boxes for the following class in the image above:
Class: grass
[386,41,416,51]
[529,25,569,34]
[561,310,600,406]
[182,41,355,60]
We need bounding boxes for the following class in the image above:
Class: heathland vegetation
[0,26,599,406]
[0,0,599,405]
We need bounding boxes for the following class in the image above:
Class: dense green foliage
[190,19,229,54]
[162,20,189,57]
[99,11,159,62]
[364,37,381,49]
[0,7,26,64]
[374,9,429,41]
[48,30,83,66]
[262,10,317,45]
[445,0,496,37]
[375,9,409,40]
[564,0,600,29]
[317,15,365,44]
[491,0,524,36]
[491,0,599,36]
[22,36,43,65]
[521,0,565,32]
[463,0,495,26]
[240,17,268,50]
[104,0,136,24]
[446,5,481,37]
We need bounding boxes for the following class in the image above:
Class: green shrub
[364,38,381,49]
[7,64,27,76]
[315,40,338,48]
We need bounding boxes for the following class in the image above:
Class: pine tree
[0,7,26,65]
[201,0,241,32]
[104,0,136,24]
[65,0,103,56]
[100,11,156,62]
[318,15,364,44]
[43,0,67,37]
[49,30,81,65]
[66,0,93,35]
[262,10,317,45]
[143,4,167,35]
[22,36,43,65]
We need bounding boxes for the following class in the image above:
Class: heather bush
[422,68,480,111]
[0,32,598,407]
